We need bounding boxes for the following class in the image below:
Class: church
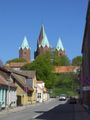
[19,24,65,62]
[5,24,65,69]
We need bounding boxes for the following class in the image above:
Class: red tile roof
[36,80,44,83]
[54,66,80,73]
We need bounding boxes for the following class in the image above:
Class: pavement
[0,99,90,120]
[0,98,53,115]
[74,103,90,120]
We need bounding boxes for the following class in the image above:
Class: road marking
[33,113,43,119]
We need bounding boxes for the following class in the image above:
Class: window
[37,93,41,98]
[2,89,4,101]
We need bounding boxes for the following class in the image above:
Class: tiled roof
[54,66,80,73]
[5,62,27,68]
[0,75,8,86]
[0,75,16,88]
[0,67,34,91]
[11,73,33,92]
[36,80,44,83]
[7,68,36,78]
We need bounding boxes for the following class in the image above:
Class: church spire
[38,24,50,48]
[19,36,30,62]
[56,37,64,51]
[20,36,30,50]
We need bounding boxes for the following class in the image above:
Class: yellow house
[11,70,37,106]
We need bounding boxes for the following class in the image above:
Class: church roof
[56,37,64,51]
[20,36,30,49]
[38,24,50,48]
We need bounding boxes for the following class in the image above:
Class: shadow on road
[35,99,89,120]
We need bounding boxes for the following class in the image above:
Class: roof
[0,75,16,88]
[20,36,30,50]
[38,24,50,48]
[54,66,80,73]
[0,75,8,86]
[5,62,27,68]
[3,67,36,78]
[10,69,36,78]
[11,73,33,92]
[36,80,44,84]
[0,67,35,91]
[56,37,64,51]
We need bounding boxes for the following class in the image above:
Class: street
[0,98,90,120]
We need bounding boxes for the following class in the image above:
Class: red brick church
[34,24,65,58]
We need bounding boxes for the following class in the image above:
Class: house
[0,68,17,109]
[5,62,27,71]
[36,81,49,103]
[0,67,37,106]
[11,70,37,106]
[80,1,90,109]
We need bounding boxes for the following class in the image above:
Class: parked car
[59,94,67,101]
[69,97,77,104]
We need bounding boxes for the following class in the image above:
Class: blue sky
[0,0,88,63]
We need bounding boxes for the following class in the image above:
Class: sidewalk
[0,98,54,115]
[0,105,26,115]
[74,103,90,120]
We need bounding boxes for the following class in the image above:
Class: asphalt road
[0,98,90,120]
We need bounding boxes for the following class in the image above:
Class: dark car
[69,97,77,104]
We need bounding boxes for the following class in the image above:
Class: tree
[72,56,82,66]
[6,58,27,63]
[21,52,55,88]
[53,51,70,66]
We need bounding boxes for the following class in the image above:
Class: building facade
[80,1,90,109]
[36,80,49,103]
[11,70,37,106]
[0,67,17,109]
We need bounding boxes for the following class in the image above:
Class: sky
[0,0,88,63]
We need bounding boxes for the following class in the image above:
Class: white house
[36,81,49,103]
[0,67,17,109]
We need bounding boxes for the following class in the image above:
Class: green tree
[21,52,55,88]
[72,56,82,66]
[6,58,27,63]
[53,51,70,66]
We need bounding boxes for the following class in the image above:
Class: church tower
[34,24,50,58]
[19,36,30,63]
[56,37,65,56]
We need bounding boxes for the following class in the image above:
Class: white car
[59,94,67,101]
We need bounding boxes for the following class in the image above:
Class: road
[0,98,90,120]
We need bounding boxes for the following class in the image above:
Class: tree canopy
[21,52,55,88]
[72,56,82,66]
[6,58,27,63]
[21,52,80,96]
